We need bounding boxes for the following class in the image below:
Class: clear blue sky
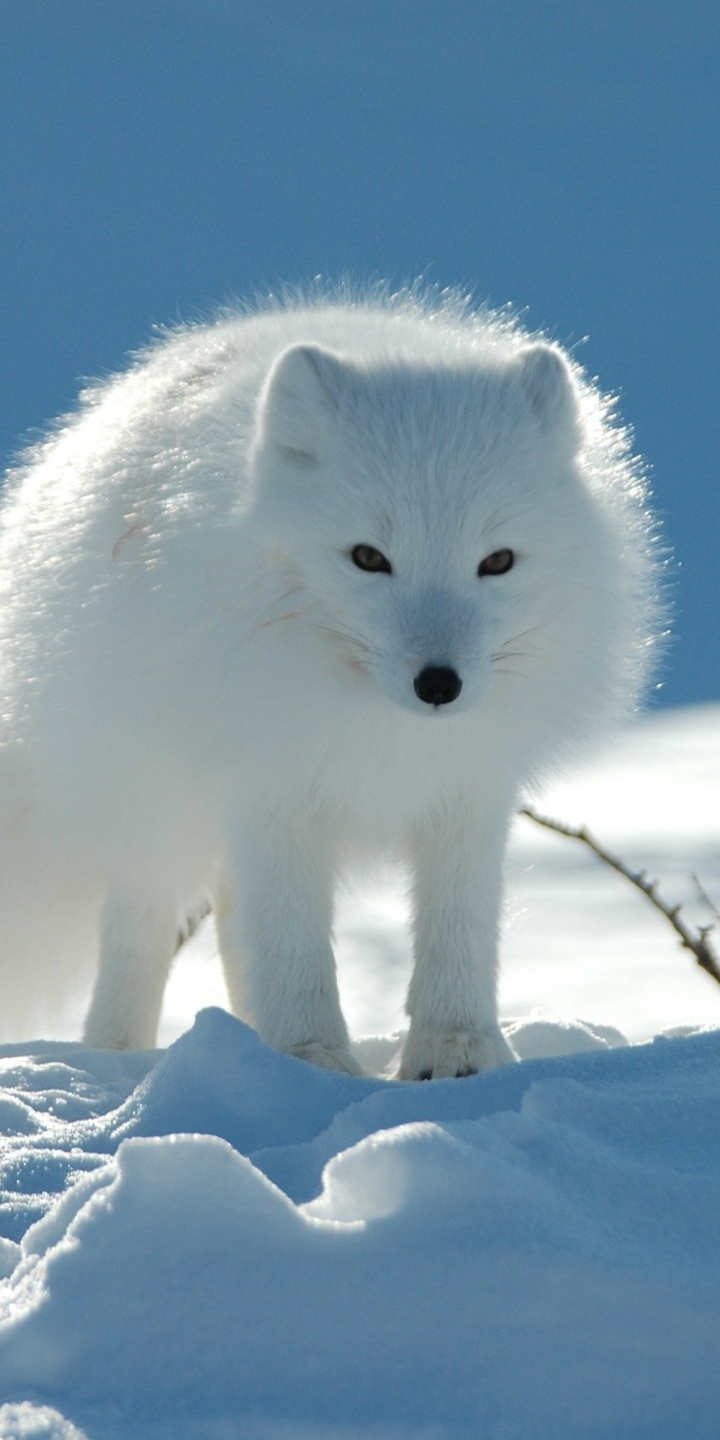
[1,0,718,707]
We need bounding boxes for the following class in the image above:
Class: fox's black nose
[414,666,463,707]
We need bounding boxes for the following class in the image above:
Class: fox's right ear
[253,343,346,468]
[516,343,580,450]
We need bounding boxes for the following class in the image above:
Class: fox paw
[286,1041,366,1076]
[398,1026,516,1081]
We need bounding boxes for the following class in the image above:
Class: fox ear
[255,343,346,467]
[517,343,580,446]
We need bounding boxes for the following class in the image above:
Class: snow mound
[0,1009,719,1437]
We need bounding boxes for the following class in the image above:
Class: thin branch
[520,806,720,988]
[691,873,720,929]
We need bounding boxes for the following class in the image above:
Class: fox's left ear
[517,343,580,449]
[253,343,347,468]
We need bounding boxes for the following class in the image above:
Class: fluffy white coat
[0,291,659,1076]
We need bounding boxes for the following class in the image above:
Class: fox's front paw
[286,1041,366,1076]
[399,1025,516,1080]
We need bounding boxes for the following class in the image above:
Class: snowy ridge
[0,1008,633,1243]
[1,1008,720,1438]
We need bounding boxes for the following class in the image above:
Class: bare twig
[691,873,720,929]
[520,806,720,988]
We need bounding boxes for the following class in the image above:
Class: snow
[1,703,720,1438]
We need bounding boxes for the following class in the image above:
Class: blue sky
[1,0,717,707]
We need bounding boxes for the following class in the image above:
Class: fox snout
[413,665,463,707]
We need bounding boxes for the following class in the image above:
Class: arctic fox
[0,289,659,1077]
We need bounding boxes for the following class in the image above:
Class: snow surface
[1,703,720,1437]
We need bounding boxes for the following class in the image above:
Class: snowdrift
[1,1007,719,1439]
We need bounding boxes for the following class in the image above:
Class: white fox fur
[0,289,660,1076]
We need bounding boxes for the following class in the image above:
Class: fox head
[247,337,623,725]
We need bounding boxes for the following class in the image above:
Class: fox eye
[351,544,392,574]
[478,548,514,577]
